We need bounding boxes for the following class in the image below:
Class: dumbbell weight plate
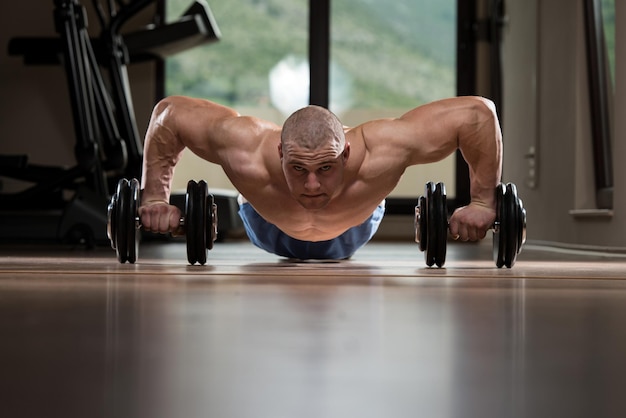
[504,183,524,268]
[493,183,525,268]
[195,180,208,265]
[185,180,209,265]
[115,180,129,263]
[415,195,427,252]
[431,182,447,267]
[493,183,507,268]
[186,180,198,265]
[127,178,140,264]
[515,190,527,258]
[502,183,517,268]
[110,178,139,264]
[518,199,527,253]
[107,187,118,251]
[422,182,447,267]
[416,182,447,267]
[184,180,194,264]
[508,183,519,267]
[424,182,436,266]
[205,191,216,250]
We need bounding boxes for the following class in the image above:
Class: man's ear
[278,142,283,159]
[342,142,351,165]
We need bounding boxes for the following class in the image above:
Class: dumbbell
[415,182,527,268]
[107,178,218,265]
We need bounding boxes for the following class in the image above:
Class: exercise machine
[2,0,223,246]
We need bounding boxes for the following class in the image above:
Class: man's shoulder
[346,119,397,147]
[345,121,395,161]
[223,115,281,142]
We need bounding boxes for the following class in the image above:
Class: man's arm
[141,96,240,201]
[362,96,503,241]
[444,97,502,240]
[138,96,244,233]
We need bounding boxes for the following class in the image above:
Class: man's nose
[304,172,320,190]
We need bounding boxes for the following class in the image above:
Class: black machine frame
[2,0,220,245]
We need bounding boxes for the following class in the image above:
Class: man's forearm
[140,101,185,205]
[458,98,502,208]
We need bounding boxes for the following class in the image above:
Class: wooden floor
[2,239,626,418]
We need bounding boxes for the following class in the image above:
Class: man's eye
[293,166,304,172]
[320,166,331,172]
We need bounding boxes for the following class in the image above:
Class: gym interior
[1,1,625,417]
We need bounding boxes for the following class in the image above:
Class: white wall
[502,0,625,249]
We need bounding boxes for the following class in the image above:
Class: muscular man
[139,95,502,259]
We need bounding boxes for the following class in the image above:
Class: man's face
[279,140,350,210]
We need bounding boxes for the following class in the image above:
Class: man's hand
[138,202,183,235]
[448,202,496,242]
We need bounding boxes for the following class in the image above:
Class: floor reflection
[2,243,626,417]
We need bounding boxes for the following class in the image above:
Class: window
[165,0,307,117]
[331,0,457,198]
[601,0,615,90]
[165,0,457,196]
[583,0,614,209]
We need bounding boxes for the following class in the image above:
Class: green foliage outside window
[601,0,615,89]
[165,0,455,109]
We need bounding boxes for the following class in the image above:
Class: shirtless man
[139,95,502,259]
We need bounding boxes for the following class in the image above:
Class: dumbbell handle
[415,205,501,244]
[132,214,187,235]
[133,202,218,242]
[436,214,500,231]
[442,222,498,241]
[444,215,524,247]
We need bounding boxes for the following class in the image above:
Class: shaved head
[278,106,351,209]
[281,106,345,155]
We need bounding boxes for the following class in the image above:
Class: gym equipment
[415,182,448,268]
[2,0,221,246]
[7,0,221,181]
[415,182,527,268]
[107,178,217,265]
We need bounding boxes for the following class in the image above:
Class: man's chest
[245,190,382,241]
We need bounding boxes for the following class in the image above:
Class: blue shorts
[238,201,385,260]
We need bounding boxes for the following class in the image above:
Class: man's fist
[448,202,496,241]
[138,202,182,234]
